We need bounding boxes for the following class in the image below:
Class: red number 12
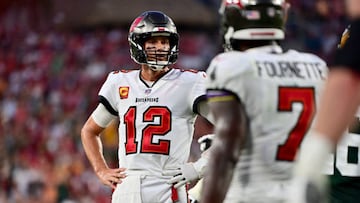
[124,106,171,155]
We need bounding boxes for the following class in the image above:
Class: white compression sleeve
[91,104,117,128]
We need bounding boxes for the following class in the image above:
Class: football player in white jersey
[200,1,328,203]
[81,11,213,203]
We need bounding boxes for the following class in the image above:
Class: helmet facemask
[143,44,178,70]
[128,11,179,71]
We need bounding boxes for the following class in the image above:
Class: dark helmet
[220,0,287,50]
[128,11,179,70]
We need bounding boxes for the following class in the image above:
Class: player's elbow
[80,125,88,139]
[81,117,103,141]
[80,124,92,144]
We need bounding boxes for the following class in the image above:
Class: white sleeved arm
[91,104,117,128]
[190,71,207,112]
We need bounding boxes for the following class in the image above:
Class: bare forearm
[81,117,109,172]
[81,132,108,172]
[314,68,360,144]
[201,99,246,202]
[201,142,236,203]
[201,122,242,203]
[81,118,126,189]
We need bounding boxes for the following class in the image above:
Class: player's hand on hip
[164,162,201,188]
[96,167,127,189]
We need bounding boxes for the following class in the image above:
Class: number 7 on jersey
[276,87,316,161]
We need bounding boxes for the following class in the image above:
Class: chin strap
[224,26,234,51]
[149,64,167,71]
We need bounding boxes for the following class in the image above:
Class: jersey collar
[138,68,173,88]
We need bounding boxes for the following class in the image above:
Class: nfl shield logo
[145,89,152,94]
[119,87,129,99]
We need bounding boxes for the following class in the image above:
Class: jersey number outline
[276,87,316,161]
[124,106,171,155]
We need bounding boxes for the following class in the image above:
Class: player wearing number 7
[81,11,213,203]
[201,1,328,203]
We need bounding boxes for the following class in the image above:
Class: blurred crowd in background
[0,0,348,203]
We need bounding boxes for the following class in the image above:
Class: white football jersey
[98,68,206,175]
[206,45,328,202]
